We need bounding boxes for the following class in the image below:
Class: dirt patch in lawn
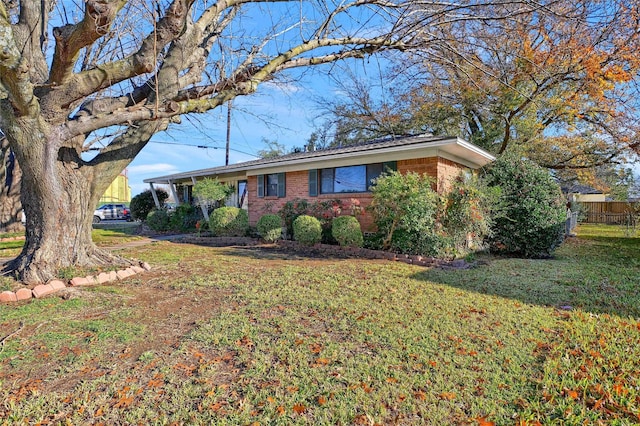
[0,267,239,400]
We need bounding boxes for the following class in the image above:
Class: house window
[257,173,286,198]
[318,162,394,194]
[266,174,279,196]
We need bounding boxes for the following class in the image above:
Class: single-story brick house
[144,134,495,231]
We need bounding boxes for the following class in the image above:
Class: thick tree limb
[0,5,38,117]
[49,0,126,85]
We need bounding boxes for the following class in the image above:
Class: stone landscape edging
[0,261,152,304]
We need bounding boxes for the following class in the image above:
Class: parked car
[93,204,131,223]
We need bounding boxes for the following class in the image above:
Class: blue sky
[124,57,387,196]
[126,79,323,196]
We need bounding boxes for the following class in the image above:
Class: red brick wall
[247,171,308,225]
[437,158,467,194]
[247,158,468,229]
[397,157,439,191]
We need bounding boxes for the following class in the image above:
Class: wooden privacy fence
[579,201,640,224]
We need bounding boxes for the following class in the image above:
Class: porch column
[149,183,161,209]
[168,180,180,205]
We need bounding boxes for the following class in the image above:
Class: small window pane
[366,163,383,186]
[320,169,334,194]
[266,174,279,196]
[335,165,366,193]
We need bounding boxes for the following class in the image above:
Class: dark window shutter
[257,175,264,198]
[308,169,318,197]
[383,161,397,172]
[277,173,286,198]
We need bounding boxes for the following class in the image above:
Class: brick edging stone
[0,262,152,304]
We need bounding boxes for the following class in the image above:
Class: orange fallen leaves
[309,343,323,354]
[439,392,456,401]
[293,403,306,414]
[473,416,495,426]
[317,395,328,406]
[564,389,579,400]
[113,396,133,408]
[312,357,331,367]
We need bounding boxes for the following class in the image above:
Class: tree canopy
[311,0,640,179]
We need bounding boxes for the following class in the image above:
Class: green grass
[0,224,639,424]
[0,227,142,258]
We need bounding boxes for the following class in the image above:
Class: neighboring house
[562,184,608,203]
[143,135,495,231]
[99,171,132,204]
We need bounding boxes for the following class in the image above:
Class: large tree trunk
[0,138,23,232]
[5,121,130,284]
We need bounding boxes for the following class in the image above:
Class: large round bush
[331,215,363,247]
[130,189,168,221]
[146,209,170,231]
[293,215,322,245]
[256,214,283,242]
[482,155,566,257]
[209,207,249,237]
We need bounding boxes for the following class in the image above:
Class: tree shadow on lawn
[411,236,640,319]
[185,242,364,262]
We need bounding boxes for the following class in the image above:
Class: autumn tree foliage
[313,0,640,180]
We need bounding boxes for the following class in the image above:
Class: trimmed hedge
[256,214,283,242]
[209,207,249,237]
[293,215,322,245]
[331,216,363,247]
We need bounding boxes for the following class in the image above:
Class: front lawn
[0,225,143,259]
[0,224,639,424]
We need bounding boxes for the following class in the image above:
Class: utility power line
[149,140,257,158]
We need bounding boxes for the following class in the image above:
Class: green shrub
[130,189,168,221]
[146,209,170,232]
[308,199,342,243]
[169,203,201,231]
[279,198,309,239]
[331,216,363,247]
[193,178,234,209]
[368,171,444,256]
[256,214,283,242]
[481,154,566,258]
[293,215,322,245]
[442,173,497,255]
[209,207,249,237]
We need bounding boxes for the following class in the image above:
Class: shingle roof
[144,134,494,183]
[561,184,604,195]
